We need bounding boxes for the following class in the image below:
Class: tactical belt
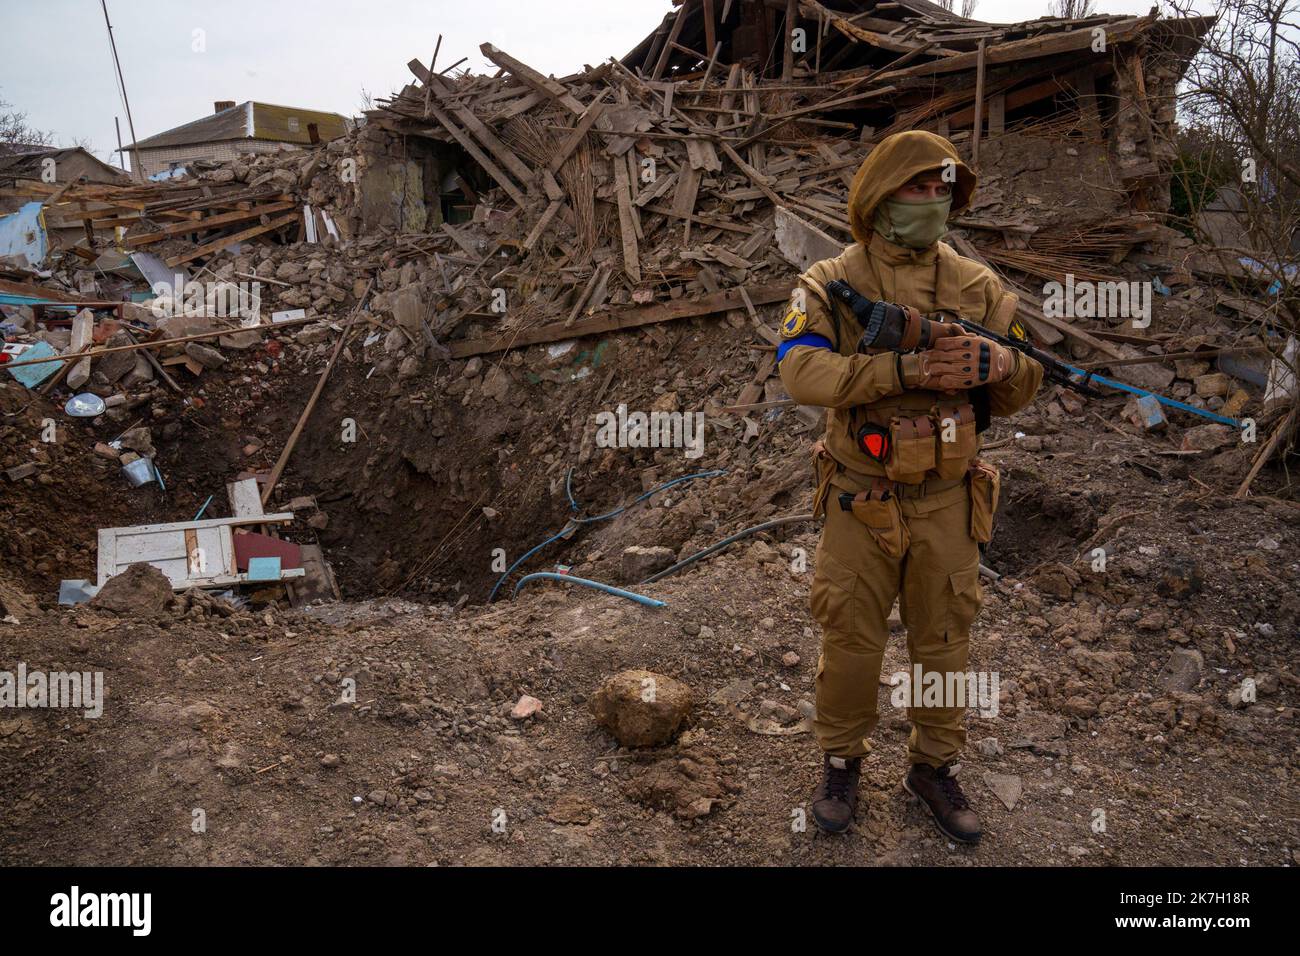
[834,469,964,502]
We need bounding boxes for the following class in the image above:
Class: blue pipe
[1064,364,1244,428]
[487,468,726,602]
[511,572,666,608]
[565,467,578,511]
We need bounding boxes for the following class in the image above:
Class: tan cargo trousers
[811,478,983,766]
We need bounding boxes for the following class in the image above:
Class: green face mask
[873,196,953,249]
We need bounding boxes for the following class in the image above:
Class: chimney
[214,100,235,114]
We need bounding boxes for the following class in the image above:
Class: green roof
[131,101,350,151]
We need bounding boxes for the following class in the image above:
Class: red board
[232,531,302,573]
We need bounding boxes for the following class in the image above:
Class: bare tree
[1166,0,1300,192]
[1161,0,1299,290]
[1050,0,1098,18]
[0,97,51,147]
[934,0,980,19]
[1159,0,1300,489]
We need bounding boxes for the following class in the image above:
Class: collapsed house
[2,0,1292,608]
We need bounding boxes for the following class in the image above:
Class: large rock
[96,331,138,383]
[391,286,423,335]
[90,563,173,617]
[156,315,214,339]
[118,426,155,458]
[218,330,264,350]
[397,355,422,379]
[620,545,676,583]
[1109,345,1176,392]
[480,365,511,402]
[185,342,227,369]
[1181,423,1235,452]
[122,354,155,388]
[1159,647,1204,693]
[591,669,692,747]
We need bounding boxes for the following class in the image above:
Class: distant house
[0,144,129,186]
[125,101,351,179]
[0,146,130,251]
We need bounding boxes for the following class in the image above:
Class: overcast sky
[4,0,1168,168]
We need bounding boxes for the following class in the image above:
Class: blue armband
[776,333,834,363]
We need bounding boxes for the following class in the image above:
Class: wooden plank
[987,92,1005,137]
[424,72,536,186]
[815,142,855,188]
[945,61,1109,128]
[0,277,81,302]
[566,264,607,326]
[783,0,797,81]
[449,281,791,358]
[736,352,776,407]
[671,164,702,243]
[876,16,1150,80]
[1128,51,1159,157]
[612,154,641,283]
[479,43,586,115]
[1075,69,1102,135]
[720,142,783,206]
[652,2,691,80]
[634,169,678,207]
[124,200,295,247]
[422,104,527,206]
[490,89,547,123]
[702,0,717,64]
[522,199,563,249]
[701,243,752,270]
[971,39,986,166]
[260,280,373,506]
[99,513,295,538]
[164,212,298,267]
[226,478,265,518]
[642,202,754,234]
[548,90,609,174]
[5,315,318,373]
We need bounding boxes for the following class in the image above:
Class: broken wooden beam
[449,281,791,358]
[164,212,299,267]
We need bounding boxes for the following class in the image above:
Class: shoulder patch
[780,307,808,338]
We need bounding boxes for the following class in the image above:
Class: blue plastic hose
[487,468,725,602]
[511,572,666,607]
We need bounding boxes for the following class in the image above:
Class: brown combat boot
[811,754,861,833]
[904,762,981,844]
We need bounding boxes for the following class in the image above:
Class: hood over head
[847,131,976,245]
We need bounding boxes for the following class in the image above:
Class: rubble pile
[0,0,1297,869]
[0,1,1294,603]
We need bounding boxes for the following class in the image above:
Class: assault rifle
[824,278,1104,398]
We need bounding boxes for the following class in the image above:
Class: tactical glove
[902,334,1017,392]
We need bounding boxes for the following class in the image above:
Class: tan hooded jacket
[778,131,1043,490]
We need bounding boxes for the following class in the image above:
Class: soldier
[778,130,1044,843]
